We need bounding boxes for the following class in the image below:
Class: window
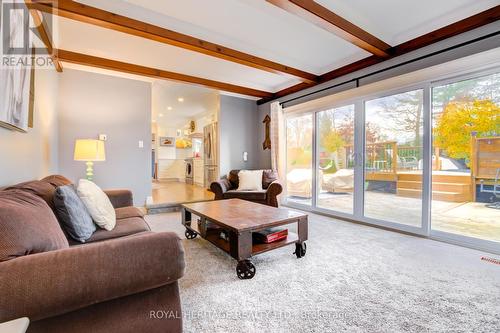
[364,90,424,226]
[281,59,500,253]
[285,114,313,206]
[431,72,500,242]
[316,105,355,214]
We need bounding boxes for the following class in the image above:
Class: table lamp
[74,139,106,181]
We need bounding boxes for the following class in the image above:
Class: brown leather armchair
[210,170,282,207]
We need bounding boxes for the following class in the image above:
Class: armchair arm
[0,232,184,322]
[210,178,232,200]
[104,189,133,208]
[266,180,283,207]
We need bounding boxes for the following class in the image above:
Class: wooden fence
[471,135,500,200]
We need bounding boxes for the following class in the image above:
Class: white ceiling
[152,81,218,128]
[51,0,498,96]
[316,0,499,46]
[56,15,294,92]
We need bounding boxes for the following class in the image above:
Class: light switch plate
[139,140,144,148]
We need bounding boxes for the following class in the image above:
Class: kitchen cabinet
[193,159,204,186]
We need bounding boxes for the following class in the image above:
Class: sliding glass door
[282,65,499,253]
[316,105,355,215]
[431,71,500,244]
[363,90,424,228]
[285,92,426,230]
[285,113,313,207]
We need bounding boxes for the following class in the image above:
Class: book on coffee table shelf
[198,219,221,231]
[252,227,288,244]
[219,230,229,242]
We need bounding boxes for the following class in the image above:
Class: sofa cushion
[81,217,150,244]
[262,169,278,189]
[227,170,240,189]
[41,175,73,188]
[227,169,278,190]
[77,179,116,231]
[224,190,267,201]
[237,170,263,191]
[115,206,145,220]
[104,189,133,208]
[5,180,58,209]
[54,185,96,243]
[0,190,69,262]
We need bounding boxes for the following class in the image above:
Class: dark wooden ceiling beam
[26,6,63,72]
[56,49,273,98]
[28,0,318,83]
[258,5,500,105]
[267,0,391,57]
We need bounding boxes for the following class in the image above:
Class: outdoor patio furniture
[287,169,322,198]
[479,168,500,209]
[399,156,419,169]
[322,169,354,193]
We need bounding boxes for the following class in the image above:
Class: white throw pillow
[237,170,263,191]
[76,179,116,231]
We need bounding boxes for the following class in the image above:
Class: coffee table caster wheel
[185,229,197,239]
[294,242,306,258]
[236,260,256,279]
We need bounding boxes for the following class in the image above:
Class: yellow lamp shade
[74,139,106,161]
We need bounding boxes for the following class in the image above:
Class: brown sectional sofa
[210,169,282,207]
[0,175,185,333]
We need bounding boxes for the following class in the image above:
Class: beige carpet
[145,211,500,333]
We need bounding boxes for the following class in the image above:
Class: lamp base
[85,161,94,181]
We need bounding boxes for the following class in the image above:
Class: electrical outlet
[99,134,107,141]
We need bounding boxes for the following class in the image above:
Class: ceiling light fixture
[167,106,173,110]
[177,97,184,102]
[159,113,164,117]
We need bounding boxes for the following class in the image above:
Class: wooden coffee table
[181,199,308,279]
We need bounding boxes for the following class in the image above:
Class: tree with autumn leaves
[433,99,499,165]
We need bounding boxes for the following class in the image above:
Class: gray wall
[0,68,59,186]
[219,95,260,176]
[256,105,272,170]
[58,69,152,205]
[256,22,500,169]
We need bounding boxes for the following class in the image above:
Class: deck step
[397,180,471,192]
[396,188,471,202]
[398,173,472,184]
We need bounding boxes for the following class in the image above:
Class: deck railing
[344,141,422,174]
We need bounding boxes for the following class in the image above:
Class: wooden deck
[353,136,500,203]
[366,171,473,202]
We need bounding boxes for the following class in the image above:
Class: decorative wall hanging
[0,2,35,132]
[159,136,175,147]
[262,114,271,150]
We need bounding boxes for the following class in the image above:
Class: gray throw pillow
[54,185,96,243]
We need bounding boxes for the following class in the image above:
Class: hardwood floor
[149,181,214,208]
